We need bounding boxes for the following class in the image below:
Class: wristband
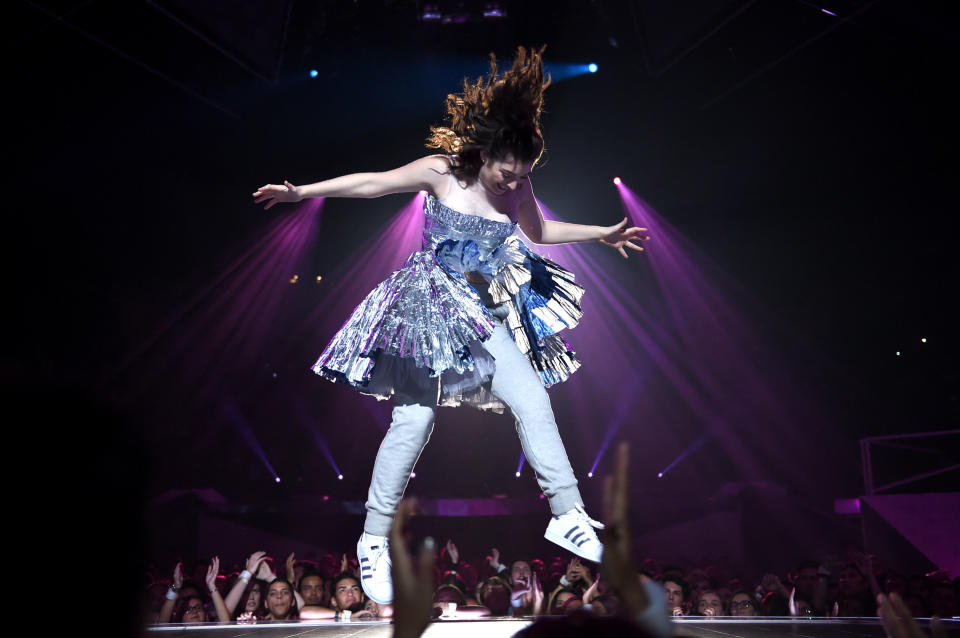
[239,570,252,582]
[341,610,351,621]
[166,588,179,601]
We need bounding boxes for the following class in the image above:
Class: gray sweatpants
[363,319,583,536]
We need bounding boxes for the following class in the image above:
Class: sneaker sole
[544,527,603,563]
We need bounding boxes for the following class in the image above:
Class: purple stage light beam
[589,375,645,477]
[658,432,712,478]
[516,452,526,477]
[222,394,281,482]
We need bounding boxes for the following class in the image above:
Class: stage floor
[145,616,959,638]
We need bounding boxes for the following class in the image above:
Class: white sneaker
[543,503,605,563]
[356,532,393,604]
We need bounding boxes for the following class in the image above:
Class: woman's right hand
[245,550,267,573]
[252,181,302,209]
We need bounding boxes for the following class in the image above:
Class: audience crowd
[144,547,959,625]
[142,445,957,637]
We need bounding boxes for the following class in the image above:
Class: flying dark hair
[426,45,550,180]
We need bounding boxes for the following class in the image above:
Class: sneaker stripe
[564,526,580,540]
[576,537,591,548]
[570,531,585,544]
[360,557,369,563]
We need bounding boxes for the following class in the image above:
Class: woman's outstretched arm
[517,178,650,258]
[253,155,450,209]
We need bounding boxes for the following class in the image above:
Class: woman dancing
[253,46,648,605]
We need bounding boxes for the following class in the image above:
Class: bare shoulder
[415,154,454,198]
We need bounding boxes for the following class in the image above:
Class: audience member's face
[663,580,685,612]
[511,561,531,585]
[181,597,207,623]
[267,581,294,619]
[244,582,262,612]
[698,592,724,616]
[300,575,324,606]
[838,567,866,596]
[730,593,756,617]
[363,598,381,617]
[554,591,581,614]
[796,567,819,600]
[333,577,363,612]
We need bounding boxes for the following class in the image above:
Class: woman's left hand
[599,218,650,258]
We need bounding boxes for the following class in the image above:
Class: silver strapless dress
[311,195,584,412]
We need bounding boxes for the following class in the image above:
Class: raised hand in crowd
[530,571,545,616]
[286,552,297,586]
[389,498,436,638]
[204,556,231,622]
[878,593,948,638]
[446,540,460,566]
[565,557,593,587]
[600,443,647,614]
[487,547,504,573]
[225,550,266,617]
[600,442,671,637]
[158,562,185,623]
[582,575,601,606]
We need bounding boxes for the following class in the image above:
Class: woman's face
[478,153,534,196]
[730,593,756,617]
[181,597,207,623]
[245,583,261,611]
[698,592,724,616]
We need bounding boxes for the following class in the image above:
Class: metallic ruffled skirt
[312,236,584,412]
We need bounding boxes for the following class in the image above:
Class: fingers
[417,537,436,590]
[614,442,629,524]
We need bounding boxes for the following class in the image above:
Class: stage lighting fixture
[322,495,330,501]
[410,471,416,478]
[421,4,442,20]
[515,471,521,477]
[337,474,344,480]
[896,351,901,356]
[309,69,318,78]
[587,471,593,478]
[588,63,598,73]
[275,476,281,483]
[657,472,663,478]
[821,8,837,16]
[289,274,299,284]
[921,337,927,343]
[316,275,323,283]
[613,177,621,185]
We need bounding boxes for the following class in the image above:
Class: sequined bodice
[423,195,516,259]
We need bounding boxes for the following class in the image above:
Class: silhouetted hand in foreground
[390,499,436,638]
[877,593,948,638]
[600,442,649,614]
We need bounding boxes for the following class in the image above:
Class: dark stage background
[7,0,958,586]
